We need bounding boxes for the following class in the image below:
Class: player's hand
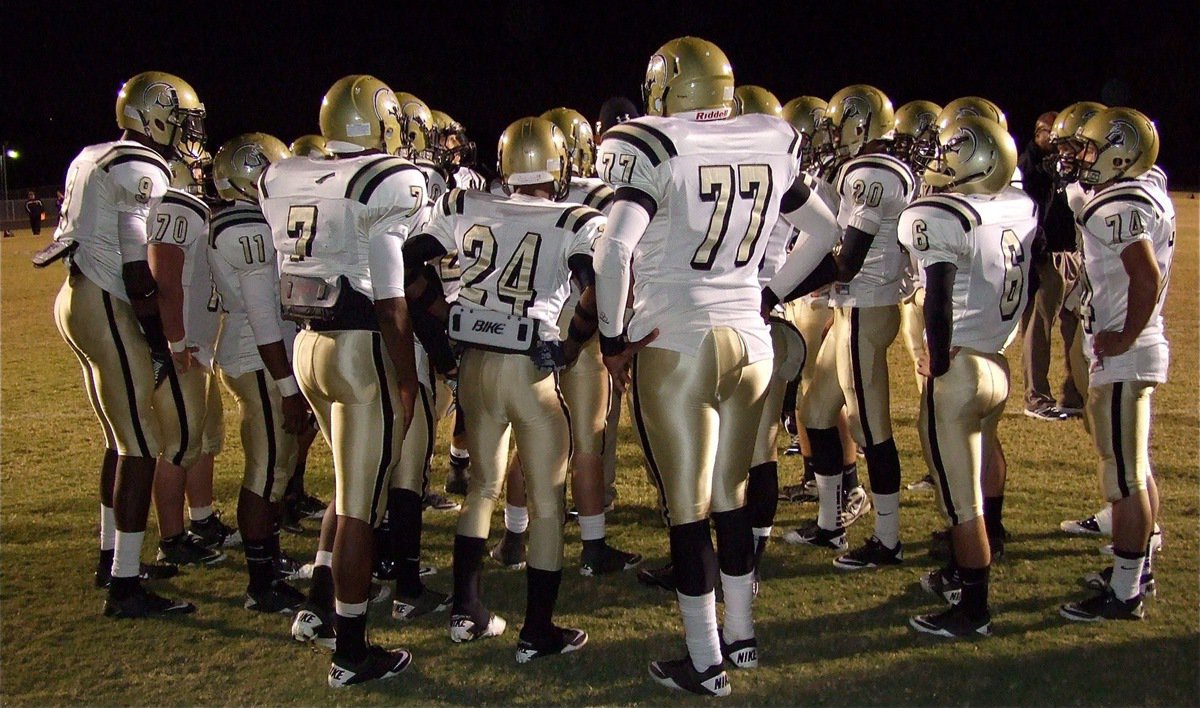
[281,393,311,435]
[562,338,582,369]
[171,346,198,375]
[603,329,659,395]
[396,380,418,437]
[1092,330,1132,362]
[918,347,959,379]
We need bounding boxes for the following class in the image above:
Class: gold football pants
[389,383,435,494]
[54,271,160,458]
[752,318,807,466]
[899,287,927,392]
[220,368,299,502]
[152,365,207,470]
[919,349,1009,526]
[1086,381,1155,503]
[456,348,571,572]
[201,370,224,455]
[786,297,832,399]
[801,305,900,447]
[631,328,771,527]
[293,329,402,525]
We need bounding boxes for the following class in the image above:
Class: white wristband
[168,339,186,353]
[275,374,301,397]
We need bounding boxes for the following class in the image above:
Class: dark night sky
[2,1,1197,191]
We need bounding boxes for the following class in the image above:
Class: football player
[52,71,204,617]
[1056,108,1172,622]
[429,110,488,191]
[208,132,311,612]
[897,116,1035,637]
[595,37,840,696]
[403,116,597,662]
[260,75,427,687]
[785,85,915,571]
[732,85,783,117]
[290,134,332,159]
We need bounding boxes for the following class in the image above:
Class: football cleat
[778,479,818,503]
[392,589,452,621]
[369,582,392,606]
[580,542,642,576]
[783,522,847,551]
[1060,589,1145,622]
[104,585,196,619]
[637,561,676,592]
[839,485,872,528]
[157,533,226,566]
[449,613,506,643]
[274,553,305,582]
[907,474,936,492]
[1060,514,1107,536]
[920,566,964,605]
[328,646,412,688]
[1081,566,1156,598]
[189,512,241,549]
[245,580,306,614]
[783,435,802,456]
[720,634,759,669]
[833,536,903,570]
[445,456,470,496]
[422,492,461,512]
[95,560,179,588]
[293,493,327,520]
[1023,404,1068,421]
[292,603,336,650]
[489,530,527,571]
[649,654,732,697]
[909,604,992,638]
[515,626,588,663]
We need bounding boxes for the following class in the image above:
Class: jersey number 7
[691,164,773,271]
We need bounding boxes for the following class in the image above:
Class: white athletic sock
[677,591,721,671]
[189,505,213,522]
[1094,504,1113,535]
[1111,552,1145,601]
[112,531,144,578]
[578,513,605,542]
[1144,533,1157,573]
[100,505,117,551]
[504,504,529,534]
[335,599,369,617]
[753,526,772,541]
[314,550,333,568]
[816,475,842,530]
[719,571,755,643]
[873,492,900,548]
[450,445,469,460]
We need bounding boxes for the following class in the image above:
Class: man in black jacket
[1018,112,1084,421]
[25,191,45,235]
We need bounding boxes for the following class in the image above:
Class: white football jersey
[899,187,1038,354]
[1076,180,1175,385]
[596,113,804,361]
[260,153,426,298]
[149,188,213,354]
[829,153,917,307]
[54,140,171,301]
[452,165,489,192]
[208,202,297,378]
[422,188,603,341]
[567,176,616,213]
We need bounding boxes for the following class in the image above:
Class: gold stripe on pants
[293,329,401,524]
[390,383,435,494]
[1086,381,1154,503]
[631,327,771,527]
[918,349,1009,526]
[456,348,571,572]
[153,365,208,469]
[220,368,299,502]
[752,318,806,466]
[54,271,160,458]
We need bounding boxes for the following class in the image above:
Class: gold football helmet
[115,71,206,162]
[212,133,291,203]
[818,84,895,166]
[923,115,1016,195]
[936,97,1007,132]
[643,37,735,118]
[428,109,477,168]
[395,92,433,158]
[289,134,331,158]
[540,107,596,177]
[319,75,404,154]
[1072,107,1159,185]
[782,96,828,169]
[733,86,782,117]
[166,159,202,196]
[1052,101,1107,142]
[1047,101,1107,183]
[497,117,570,200]
[894,100,942,170]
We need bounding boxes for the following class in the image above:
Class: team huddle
[44,35,1174,696]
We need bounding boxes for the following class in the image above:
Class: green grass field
[3,195,1198,705]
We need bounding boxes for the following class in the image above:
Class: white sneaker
[449,613,506,643]
[1061,505,1112,536]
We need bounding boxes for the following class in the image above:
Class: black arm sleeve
[567,253,595,289]
[402,234,449,285]
[834,226,875,282]
[779,176,813,215]
[923,261,957,378]
[775,253,840,304]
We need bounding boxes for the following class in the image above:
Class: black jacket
[1018,141,1076,253]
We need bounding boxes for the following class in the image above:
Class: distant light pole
[0,144,17,222]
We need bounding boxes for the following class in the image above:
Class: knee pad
[669,519,717,596]
[747,462,778,529]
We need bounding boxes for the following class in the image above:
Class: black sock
[244,538,274,593]
[957,565,990,618]
[841,462,860,494]
[389,489,424,597]
[807,427,842,477]
[160,531,185,547]
[802,457,817,483]
[333,612,368,662]
[523,567,562,641]
[669,519,717,596]
[580,538,605,564]
[109,575,140,600]
[863,438,901,495]
[98,548,114,572]
[983,496,1005,537]
[309,564,334,610]
[747,462,779,530]
[452,534,487,622]
[712,507,754,577]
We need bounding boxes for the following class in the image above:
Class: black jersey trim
[161,191,210,221]
[613,186,658,219]
[838,155,916,196]
[1080,191,1160,225]
[909,195,983,232]
[602,126,666,167]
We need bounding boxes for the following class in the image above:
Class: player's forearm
[594,198,650,338]
[376,297,419,391]
[833,226,876,282]
[1121,274,1158,344]
[568,286,600,344]
[256,341,294,384]
[123,262,168,353]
